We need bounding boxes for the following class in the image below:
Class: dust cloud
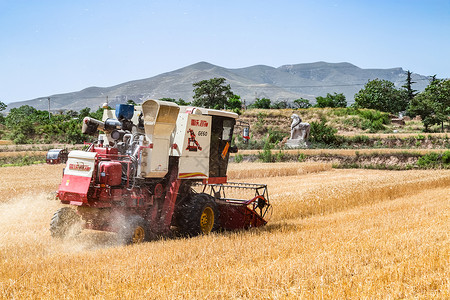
[0,193,120,259]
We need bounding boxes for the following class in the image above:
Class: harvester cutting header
[51,99,271,243]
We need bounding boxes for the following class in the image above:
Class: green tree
[250,98,271,109]
[5,105,37,127]
[226,95,242,114]
[0,101,6,124]
[78,107,91,121]
[175,98,190,106]
[192,78,234,109]
[402,70,417,107]
[270,100,289,109]
[293,98,312,109]
[315,93,347,108]
[409,79,450,131]
[5,105,39,143]
[159,98,191,106]
[0,101,6,112]
[354,79,406,114]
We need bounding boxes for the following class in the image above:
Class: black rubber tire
[177,193,219,236]
[118,215,149,245]
[50,207,82,239]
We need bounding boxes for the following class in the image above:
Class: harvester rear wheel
[50,207,82,239]
[119,216,149,245]
[178,193,219,236]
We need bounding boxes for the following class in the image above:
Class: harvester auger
[51,99,271,244]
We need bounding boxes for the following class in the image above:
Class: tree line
[0,72,448,144]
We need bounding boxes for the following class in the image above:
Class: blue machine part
[115,104,134,120]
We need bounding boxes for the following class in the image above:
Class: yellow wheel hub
[132,226,145,244]
[200,207,214,234]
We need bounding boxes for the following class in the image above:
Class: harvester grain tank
[51,99,271,243]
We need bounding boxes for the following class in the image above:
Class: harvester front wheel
[119,216,149,245]
[178,193,219,236]
[50,207,83,239]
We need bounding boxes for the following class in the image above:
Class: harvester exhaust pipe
[82,117,122,135]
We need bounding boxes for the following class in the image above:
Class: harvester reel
[50,207,83,239]
[177,193,219,236]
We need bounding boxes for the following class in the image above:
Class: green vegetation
[315,93,347,108]
[0,154,44,167]
[192,77,236,110]
[159,98,190,106]
[2,105,103,144]
[417,151,450,168]
[250,98,271,109]
[1,75,448,148]
[354,79,407,114]
[293,98,312,109]
[409,79,450,131]
[309,118,338,146]
[234,153,244,163]
[258,140,274,163]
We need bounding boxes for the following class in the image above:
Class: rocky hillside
[7,61,430,111]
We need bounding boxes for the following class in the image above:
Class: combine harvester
[51,100,271,243]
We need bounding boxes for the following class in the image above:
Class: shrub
[298,153,306,162]
[258,140,273,162]
[417,152,443,168]
[275,151,285,162]
[309,118,338,145]
[267,128,288,146]
[441,151,450,164]
[234,153,243,163]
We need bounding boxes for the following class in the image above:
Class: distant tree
[192,78,234,109]
[270,100,289,109]
[250,98,271,109]
[0,101,6,124]
[127,99,138,106]
[354,79,406,114]
[0,101,6,112]
[429,74,438,84]
[402,70,417,103]
[293,98,312,109]
[175,98,190,106]
[78,107,91,121]
[159,97,176,103]
[65,110,79,118]
[409,79,450,131]
[89,107,105,120]
[5,105,37,127]
[315,92,347,108]
[159,98,191,106]
[5,105,38,143]
[226,95,243,114]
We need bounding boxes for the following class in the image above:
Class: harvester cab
[51,99,271,244]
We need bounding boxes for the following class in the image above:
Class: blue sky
[1,0,449,103]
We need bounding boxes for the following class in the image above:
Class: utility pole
[48,97,51,119]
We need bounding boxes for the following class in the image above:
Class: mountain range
[7,61,431,111]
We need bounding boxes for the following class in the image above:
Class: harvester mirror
[243,126,250,143]
[236,120,250,143]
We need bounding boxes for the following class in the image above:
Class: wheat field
[235,148,448,156]
[0,163,449,299]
